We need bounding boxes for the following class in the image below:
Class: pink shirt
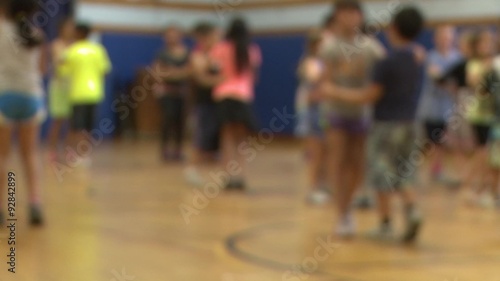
[210,41,262,102]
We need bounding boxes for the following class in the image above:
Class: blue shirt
[417,49,462,121]
[372,47,424,122]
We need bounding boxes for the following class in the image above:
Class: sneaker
[306,189,330,205]
[184,167,204,187]
[354,195,374,210]
[367,223,394,241]
[79,157,92,169]
[335,213,355,238]
[225,177,246,191]
[402,209,422,243]
[29,205,44,226]
[234,179,246,191]
[478,193,495,209]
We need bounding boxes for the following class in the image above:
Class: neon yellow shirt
[60,40,111,104]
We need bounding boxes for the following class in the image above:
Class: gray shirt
[321,34,385,119]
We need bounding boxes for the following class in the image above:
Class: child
[154,25,191,161]
[47,18,74,161]
[61,23,112,166]
[484,57,500,207]
[184,22,222,186]
[462,30,496,206]
[210,18,262,190]
[0,0,47,225]
[324,6,425,242]
[418,24,462,182]
[295,29,329,205]
[320,0,386,237]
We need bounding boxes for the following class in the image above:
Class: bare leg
[342,133,366,216]
[492,169,500,202]
[234,124,249,181]
[47,118,65,155]
[0,125,12,213]
[476,147,491,193]
[326,129,348,206]
[220,124,237,181]
[429,145,445,180]
[306,136,324,190]
[18,122,41,206]
[377,191,391,221]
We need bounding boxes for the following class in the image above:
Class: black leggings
[160,96,185,151]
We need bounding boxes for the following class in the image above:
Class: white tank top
[0,20,43,97]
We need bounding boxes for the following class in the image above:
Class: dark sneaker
[225,178,246,191]
[402,209,422,243]
[354,195,374,210]
[29,205,44,226]
[233,179,246,191]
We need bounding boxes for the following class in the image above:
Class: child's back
[373,47,423,122]
[0,19,42,97]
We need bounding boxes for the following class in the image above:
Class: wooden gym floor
[0,140,499,281]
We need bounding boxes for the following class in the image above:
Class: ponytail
[8,0,43,49]
[226,18,251,74]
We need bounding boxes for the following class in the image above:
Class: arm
[466,61,491,88]
[252,45,262,84]
[39,42,49,76]
[323,82,383,104]
[299,58,322,84]
[99,46,112,74]
[320,55,386,104]
[168,64,192,80]
[165,48,192,80]
[191,53,223,87]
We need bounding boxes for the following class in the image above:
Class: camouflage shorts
[369,122,426,192]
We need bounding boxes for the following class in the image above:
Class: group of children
[296,0,500,243]
[2,0,500,246]
[153,19,262,190]
[0,0,111,225]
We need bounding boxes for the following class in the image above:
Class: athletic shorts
[195,103,220,152]
[369,122,418,192]
[328,112,370,135]
[0,91,45,124]
[424,120,446,145]
[217,98,257,132]
[49,78,71,119]
[71,104,97,131]
[295,105,324,138]
[472,123,491,146]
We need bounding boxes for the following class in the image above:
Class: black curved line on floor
[224,220,500,279]
[224,221,364,281]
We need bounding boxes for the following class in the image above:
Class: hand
[152,83,165,98]
[428,64,442,78]
[319,82,338,100]
[308,90,323,103]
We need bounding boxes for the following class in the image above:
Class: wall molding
[93,16,500,36]
[80,0,414,11]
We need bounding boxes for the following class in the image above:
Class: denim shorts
[0,91,45,124]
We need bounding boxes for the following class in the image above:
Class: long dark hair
[226,18,251,74]
[8,0,43,48]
